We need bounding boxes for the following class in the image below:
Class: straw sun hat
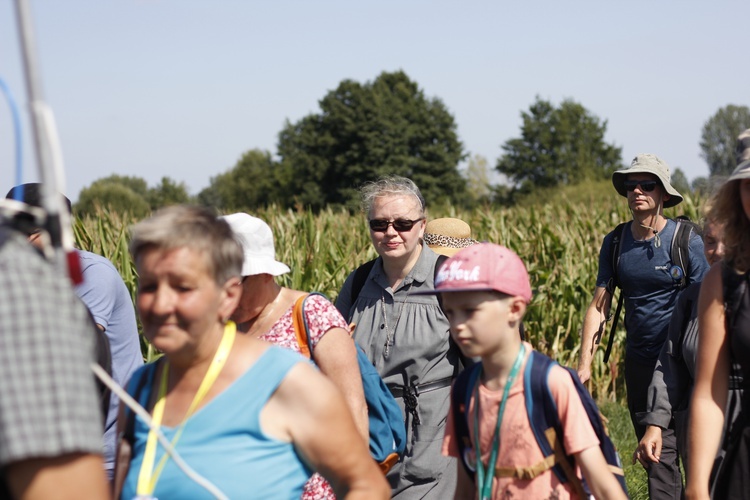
[423,218,478,257]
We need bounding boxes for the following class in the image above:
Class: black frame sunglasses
[623,180,658,192]
[369,218,424,232]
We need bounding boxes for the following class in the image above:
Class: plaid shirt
[0,227,103,467]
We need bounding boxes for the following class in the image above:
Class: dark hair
[5,183,72,214]
[710,180,750,272]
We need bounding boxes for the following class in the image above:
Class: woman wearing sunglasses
[336,176,461,499]
[577,154,709,500]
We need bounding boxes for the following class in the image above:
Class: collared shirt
[0,227,102,468]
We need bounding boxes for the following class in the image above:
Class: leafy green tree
[496,97,622,192]
[691,176,710,196]
[147,177,192,209]
[198,149,282,211]
[465,154,493,205]
[75,182,150,218]
[670,167,690,197]
[277,70,466,211]
[700,104,750,177]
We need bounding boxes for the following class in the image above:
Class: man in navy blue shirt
[577,154,709,499]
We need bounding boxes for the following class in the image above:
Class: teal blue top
[121,346,312,499]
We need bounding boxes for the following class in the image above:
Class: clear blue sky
[1,1,748,201]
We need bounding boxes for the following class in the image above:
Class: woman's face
[368,194,425,262]
[136,246,239,355]
[703,221,725,266]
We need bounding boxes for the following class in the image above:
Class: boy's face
[441,290,523,358]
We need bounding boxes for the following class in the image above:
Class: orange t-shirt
[442,344,600,499]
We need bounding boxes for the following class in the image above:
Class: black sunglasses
[369,218,424,232]
[624,180,658,192]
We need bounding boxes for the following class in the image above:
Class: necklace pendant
[384,338,392,357]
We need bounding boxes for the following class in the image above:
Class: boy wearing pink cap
[427,243,626,499]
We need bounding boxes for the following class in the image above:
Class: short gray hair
[129,205,243,284]
[359,176,426,216]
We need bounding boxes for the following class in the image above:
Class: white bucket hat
[611,153,683,208]
[220,213,290,277]
[729,128,750,182]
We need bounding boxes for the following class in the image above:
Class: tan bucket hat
[611,153,683,208]
[729,128,750,182]
[424,218,478,257]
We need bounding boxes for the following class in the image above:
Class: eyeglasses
[624,180,658,192]
[368,218,424,232]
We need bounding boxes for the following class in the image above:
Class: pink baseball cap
[418,243,532,303]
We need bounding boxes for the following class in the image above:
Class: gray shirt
[336,244,458,498]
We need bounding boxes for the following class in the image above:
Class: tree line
[74,70,750,217]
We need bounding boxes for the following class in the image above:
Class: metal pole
[13,0,81,283]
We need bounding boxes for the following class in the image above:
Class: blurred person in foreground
[222,212,368,500]
[687,130,750,500]
[0,196,108,498]
[6,183,143,480]
[116,205,387,499]
[636,211,743,484]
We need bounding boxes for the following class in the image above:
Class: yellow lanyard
[136,321,236,496]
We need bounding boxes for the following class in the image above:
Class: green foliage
[700,104,750,178]
[496,97,622,195]
[277,70,467,211]
[464,154,493,206]
[198,149,281,211]
[601,402,648,499]
[75,182,151,218]
[147,177,192,209]
[75,174,192,217]
[670,167,690,197]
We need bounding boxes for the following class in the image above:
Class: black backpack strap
[722,261,748,333]
[602,222,628,364]
[350,258,378,304]
[451,362,482,483]
[669,219,695,290]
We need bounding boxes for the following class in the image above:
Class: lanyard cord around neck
[136,321,237,496]
[473,343,526,500]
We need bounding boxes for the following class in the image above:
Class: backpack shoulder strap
[524,352,588,497]
[292,292,329,360]
[722,261,748,332]
[451,362,482,483]
[434,254,448,308]
[602,222,628,364]
[669,219,694,289]
[350,258,378,304]
[605,222,629,296]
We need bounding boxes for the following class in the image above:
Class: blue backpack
[451,350,628,497]
[292,293,407,473]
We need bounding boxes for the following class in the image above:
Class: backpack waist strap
[387,376,453,398]
[495,454,557,479]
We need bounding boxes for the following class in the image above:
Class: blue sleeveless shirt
[121,346,312,499]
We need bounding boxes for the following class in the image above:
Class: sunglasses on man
[369,218,424,232]
[624,180,658,192]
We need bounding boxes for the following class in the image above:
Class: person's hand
[634,425,662,468]
[577,366,591,384]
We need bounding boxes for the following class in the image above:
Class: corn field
[73,184,702,402]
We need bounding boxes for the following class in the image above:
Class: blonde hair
[709,180,750,272]
[130,205,243,284]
